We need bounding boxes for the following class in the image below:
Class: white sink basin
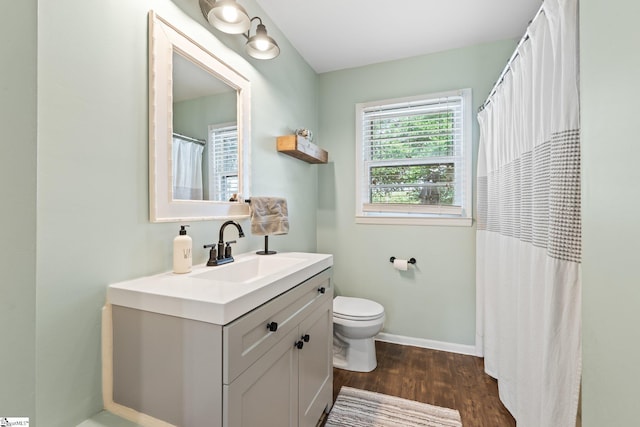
[107,252,333,325]
[193,255,305,283]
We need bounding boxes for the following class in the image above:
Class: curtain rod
[172,132,206,146]
[478,2,546,113]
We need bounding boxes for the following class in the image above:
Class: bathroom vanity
[102,252,333,427]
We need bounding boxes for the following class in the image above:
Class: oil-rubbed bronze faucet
[204,221,245,266]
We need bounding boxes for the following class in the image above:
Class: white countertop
[107,251,333,325]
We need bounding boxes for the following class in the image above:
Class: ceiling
[255,0,542,73]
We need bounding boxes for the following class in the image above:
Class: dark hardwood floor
[329,341,515,427]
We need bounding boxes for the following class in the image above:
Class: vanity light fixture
[199,0,280,60]
[199,0,250,34]
[244,17,280,60]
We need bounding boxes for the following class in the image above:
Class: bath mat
[325,386,462,427]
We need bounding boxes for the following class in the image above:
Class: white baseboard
[375,332,478,356]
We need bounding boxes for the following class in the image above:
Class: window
[206,123,238,202]
[355,89,472,225]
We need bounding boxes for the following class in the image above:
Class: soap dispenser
[173,225,192,274]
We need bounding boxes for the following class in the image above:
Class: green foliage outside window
[368,111,456,205]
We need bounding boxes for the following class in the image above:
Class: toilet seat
[333,296,384,321]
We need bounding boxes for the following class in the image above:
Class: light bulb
[221,5,238,22]
[255,38,269,51]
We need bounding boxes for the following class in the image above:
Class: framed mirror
[149,11,251,222]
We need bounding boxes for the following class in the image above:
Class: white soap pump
[173,225,192,274]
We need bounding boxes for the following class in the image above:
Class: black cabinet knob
[266,322,278,332]
[295,341,304,349]
[302,334,310,343]
[317,287,326,294]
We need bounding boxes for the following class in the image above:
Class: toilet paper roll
[393,258,409,271]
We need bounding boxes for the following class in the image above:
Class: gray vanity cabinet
[223,270,333,427]
[110,267,333,427]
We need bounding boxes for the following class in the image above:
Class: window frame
[355,88,473,226]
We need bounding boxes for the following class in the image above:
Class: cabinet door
[298,296,333,427]
[224,328,299,427]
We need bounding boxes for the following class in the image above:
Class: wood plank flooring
[329,341,515,427]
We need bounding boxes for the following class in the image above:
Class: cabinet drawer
[223,268,332,384]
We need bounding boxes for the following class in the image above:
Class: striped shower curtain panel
[476,0,581,426]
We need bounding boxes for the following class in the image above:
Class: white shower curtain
[172,137,204,200]
[476,0,581,426]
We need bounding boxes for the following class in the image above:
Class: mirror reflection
[172,52,239,202]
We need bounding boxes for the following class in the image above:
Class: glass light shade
[207,0,250,34]
[245,24,280,60]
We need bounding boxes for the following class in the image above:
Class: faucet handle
[224,240,237,258]
[203,244,217,266]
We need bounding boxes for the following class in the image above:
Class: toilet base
[333,335,377,372]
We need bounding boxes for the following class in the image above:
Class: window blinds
[360,94,466,214]
[209,124,238,201]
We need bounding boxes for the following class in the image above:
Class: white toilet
[332,296,385,372]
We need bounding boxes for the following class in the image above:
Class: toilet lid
[333,296,384,321]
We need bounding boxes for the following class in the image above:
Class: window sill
[355,215,473,226]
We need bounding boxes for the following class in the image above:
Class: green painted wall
[174,92,237,141]
[317,40,516,346]
[31,0,318,425]
[0,0,37,423]
[581,0,640,425]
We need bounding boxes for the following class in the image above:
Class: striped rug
[325,387,463,427]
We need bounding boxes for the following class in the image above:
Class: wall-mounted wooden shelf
[277,135,328,164]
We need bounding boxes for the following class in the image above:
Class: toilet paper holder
[389,256,416,264]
